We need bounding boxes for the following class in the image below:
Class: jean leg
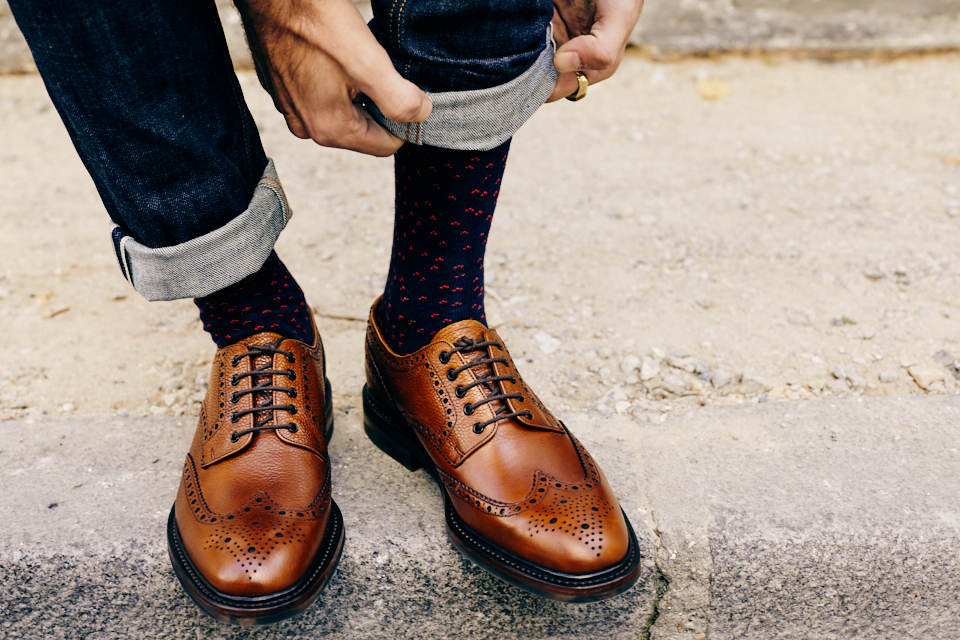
[9,0,266,249]
[366,0,557,150]
[369,0,554,93]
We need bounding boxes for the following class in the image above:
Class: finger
[546,71,580,103]
[553,0,639,73]
[352,47,433,124]
[554,34,617,73]
[305,102,405,157]
[283,112,310,139]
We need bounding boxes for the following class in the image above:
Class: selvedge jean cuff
[366,26,557,151]
[111,158,292,302]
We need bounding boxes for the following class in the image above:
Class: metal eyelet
[231,392,240,403]
[230,432,239,443]
[288,371,296,381]
[455,386,466,398]
[231,357,240,367]
[509,377,517,384]
[472,423,484,434]
[288,355,296,364]
[230,374,239,386]
[287,424,298,434]
[463,403,475,416]
[230,413,240,424]
[288,390,297,399]
[438,351,450,364]
[518,394,525,402]
[447,370,457,381]
[289,406,298,415]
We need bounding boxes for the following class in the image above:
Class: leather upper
[174,329,333,597]
[365,302,631,575]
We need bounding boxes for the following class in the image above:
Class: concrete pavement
[3,396,960,639]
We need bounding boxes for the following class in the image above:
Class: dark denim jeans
[9,0,553,300]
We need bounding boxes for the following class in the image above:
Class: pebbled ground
[1,53,960,425]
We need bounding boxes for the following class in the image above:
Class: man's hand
[547,0,644,102]
[236,0,431,156]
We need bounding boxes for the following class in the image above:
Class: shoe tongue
[431,319,488,347]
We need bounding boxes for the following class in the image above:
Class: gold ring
[566,71,588,102]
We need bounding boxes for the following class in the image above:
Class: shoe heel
[362,384,429,473]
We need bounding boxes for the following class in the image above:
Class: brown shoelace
[439,337,533,434]
[228,341,298,442]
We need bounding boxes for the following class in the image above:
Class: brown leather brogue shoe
[362,300,642,602]
[167,328,344,625]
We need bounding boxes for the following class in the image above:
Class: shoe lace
[439,337,533,434]
[228,341,299,443]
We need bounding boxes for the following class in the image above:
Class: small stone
[640,357,661,381]
[908,365,945,390]
[932,350,956,367]
[807,379,826,391]
[695,296,715,309]
[615,401,632,414]
[162,393,177,408]
[848,375,867,389]
[666,354,697,373]
[900,356,919,368]
[73,482,83,488]
[859,325,876,340]
[609,386,629,402]
[661,373,689,396]
[694,362,710,375]
[620,355,641,374]
[534,332,561,355]
[625,373,640,385]
[150,456,159,464]
[863,266,885,280]
[878,371,899,384]
[712,370,733,389]
[650,347,666,359]
[832,364,856,380]
[826,378,848,395]
[739,374,772,396]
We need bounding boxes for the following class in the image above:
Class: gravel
[2,54,960,424]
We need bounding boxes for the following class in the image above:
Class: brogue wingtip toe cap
[518,518,632,576]
[195,537,317,598]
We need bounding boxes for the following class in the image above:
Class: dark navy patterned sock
[378,139,511,354]
[194,251,314,348]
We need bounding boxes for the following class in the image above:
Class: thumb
[356,52,433,123]
[553,34,617,73]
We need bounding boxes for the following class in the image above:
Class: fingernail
[554,51,581,73]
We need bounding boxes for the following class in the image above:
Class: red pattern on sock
[379,140,510,354]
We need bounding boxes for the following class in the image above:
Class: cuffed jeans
[9,0,556,301]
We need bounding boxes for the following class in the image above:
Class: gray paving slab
[0,409,657,640]
[4,396,960,639]
[641,395,960,640]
